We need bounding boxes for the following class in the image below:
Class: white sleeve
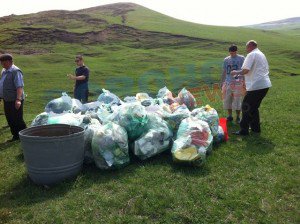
[242,53,255,70]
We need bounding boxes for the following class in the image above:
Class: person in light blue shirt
[0,54,26,142]
[221,45,245,123]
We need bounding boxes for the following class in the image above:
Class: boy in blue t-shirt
[221,45,245,123]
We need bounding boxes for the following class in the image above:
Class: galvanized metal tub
[19,124,85,185]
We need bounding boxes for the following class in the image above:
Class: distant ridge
[245,17,300,30]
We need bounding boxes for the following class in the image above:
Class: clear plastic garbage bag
[47,112,84,126]
[97,89,121,105]
[111,103,149,141]
[157,86,175,105]
[162,105,190,132]
[83,101,102,111]
[191,105,219,136]
[31,112,50,127]
[136,93,150,101]
[172,116,213,166]
[176,88,197,110]
[45,92,72,113]
[91,122,129,169]
[83,123,102,164]
[96,104,114,124]
[134,114,173,160]
[124,96,137,103]
[71,98,85,114]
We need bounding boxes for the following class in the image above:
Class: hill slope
[0,3,299,79]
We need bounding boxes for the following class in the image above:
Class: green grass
[0,3,299,223]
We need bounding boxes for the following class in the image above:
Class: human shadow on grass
[227,121,275,154]
[0,140,19,152]
[3,146,211,209]
[0,174,76,209]
[81,149,210,184]
[243,134,275,154]
[229,133,275,154]
[0,124,9,135]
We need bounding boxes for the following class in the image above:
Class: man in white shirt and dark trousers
[231,40,272,136]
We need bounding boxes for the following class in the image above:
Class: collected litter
[31,87,227,170]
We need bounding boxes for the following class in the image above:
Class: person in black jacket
[67,55,90,103]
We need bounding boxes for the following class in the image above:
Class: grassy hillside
[0,3,299,223]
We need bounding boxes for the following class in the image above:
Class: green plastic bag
[112,103,149,141]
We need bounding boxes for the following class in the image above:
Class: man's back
[242,48,271,91]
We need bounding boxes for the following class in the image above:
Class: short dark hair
[229,45,238,52]
[0,53,13,62]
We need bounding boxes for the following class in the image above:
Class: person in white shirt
[231,40,272,135]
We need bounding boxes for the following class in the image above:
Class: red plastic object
[219,118,229,141]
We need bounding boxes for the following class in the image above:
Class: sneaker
[236,117,241,124]
[227,116,233,122]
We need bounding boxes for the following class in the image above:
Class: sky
[0,0,299,26]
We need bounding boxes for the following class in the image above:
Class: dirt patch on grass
[20,11,108,28]
[2,24,226,51]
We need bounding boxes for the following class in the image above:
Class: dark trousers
[4,100,27,138]
[240,88,269,133]
[74,84,88,104]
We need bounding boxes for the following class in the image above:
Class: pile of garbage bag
[31,87,226,170]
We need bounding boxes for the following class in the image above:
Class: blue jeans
[74,83,88,103]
